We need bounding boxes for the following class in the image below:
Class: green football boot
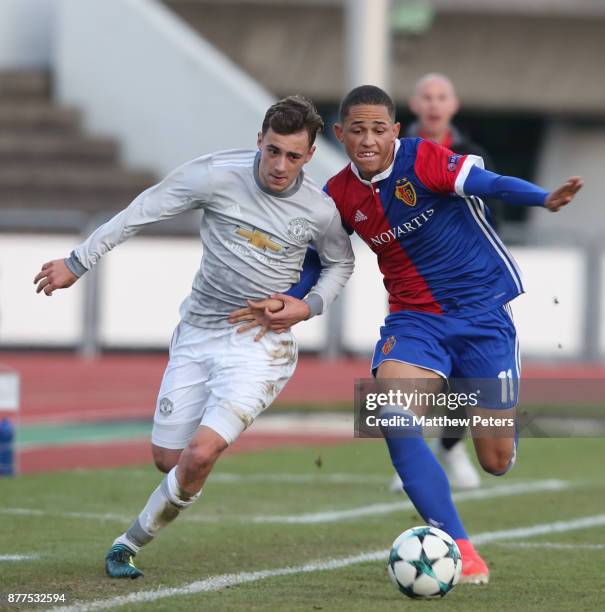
[105,544,144,579]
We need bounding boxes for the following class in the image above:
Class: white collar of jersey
[350,138,401,185]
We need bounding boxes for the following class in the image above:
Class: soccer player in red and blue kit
[230,86,582,584]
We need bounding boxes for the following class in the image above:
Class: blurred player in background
[33,96,354,579]
[388,72,502,492]
[232,85,582,585]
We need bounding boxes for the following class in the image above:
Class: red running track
[0,352,369,424]
[2,352,603,474]
[1,352,604,425]
[17,433,354,474]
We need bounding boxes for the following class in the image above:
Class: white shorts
[151,320,298,448]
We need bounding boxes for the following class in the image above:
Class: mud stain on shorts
[269,340,297,366]
[223,402,254,428]
[263,381,279,399]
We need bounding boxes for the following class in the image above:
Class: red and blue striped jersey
[325,138,524,315]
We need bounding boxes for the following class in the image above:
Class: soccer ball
[387,526,462,599]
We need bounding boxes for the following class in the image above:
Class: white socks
[116,467,201,552]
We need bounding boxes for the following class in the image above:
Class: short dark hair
[339,85,395,122]
[262,96,324,146]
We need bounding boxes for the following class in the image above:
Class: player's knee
[478,449,513,476]
[154,455,177,473]
[152,446,181,473]
[185,439,227,474]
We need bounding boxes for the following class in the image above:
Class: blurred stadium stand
[166,0,605,235]
[0,0,603,360]
[0,70,155,219]
[165,0,605,113]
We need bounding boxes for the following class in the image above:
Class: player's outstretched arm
[462,165,583,210]
[544,176,583,212]
[34,259,78,296]
[65,157,211,276]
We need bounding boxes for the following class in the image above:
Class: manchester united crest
[287,217,311,243]
[395,178,416,207]
[382,335,397,355]
[159,397,174,416]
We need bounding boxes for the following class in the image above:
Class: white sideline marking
[0,507,135,523]
[0,506,222,524]
[472,513,605,544]
[0,554,40,561]
[47,513,605,612]
[0,479,570,526]
[52,552,388,612]
[495,542,605,550]
[252,479,569,524]
[75,470,389,485]
[211,473,388,484]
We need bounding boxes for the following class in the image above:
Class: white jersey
[69,149,355,328]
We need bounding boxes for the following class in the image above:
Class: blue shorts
[371,305,520,408]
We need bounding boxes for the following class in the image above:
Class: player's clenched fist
[33,259,78,296]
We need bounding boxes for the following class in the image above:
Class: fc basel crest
[395,178,416,207]
[382,335,397,355]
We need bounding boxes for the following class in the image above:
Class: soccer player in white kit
[33,96,354,578]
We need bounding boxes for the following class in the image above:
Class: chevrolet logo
[236,227,283,252]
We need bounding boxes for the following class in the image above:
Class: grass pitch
[1,437,604,611]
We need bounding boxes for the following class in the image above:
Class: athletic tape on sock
[166,466,202,507]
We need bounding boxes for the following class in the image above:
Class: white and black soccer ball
[388,526,462,599]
